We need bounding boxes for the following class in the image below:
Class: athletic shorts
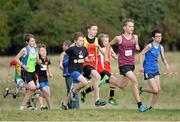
[83,65,96,79]
[70,71,82,83]
[119,65,135,76]
[144,71,160,80]
[39,80,49,89]
[25,72,37,84]
[100,70,111,83]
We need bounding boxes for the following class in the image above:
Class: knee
[153,88,159,94]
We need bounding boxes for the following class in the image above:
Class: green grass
[0,109,179,121]
[0,52,180,121]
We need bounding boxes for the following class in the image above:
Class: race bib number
[125,50,132,56]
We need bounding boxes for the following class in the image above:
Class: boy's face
[153,33,162,43]
[39,47,47,58]
[102,37,109,47]
[123,22,134,34]
[63,43,68,51]
[75,36,84,47]
[28,38,36,47]
[88,26,98,37]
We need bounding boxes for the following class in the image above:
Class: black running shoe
[13,93,17,99]
[41,106,48,110]
[61,102,68,110]
[95,99,107,106]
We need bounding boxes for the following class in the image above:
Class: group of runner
[4,18,170,112]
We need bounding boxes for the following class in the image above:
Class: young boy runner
[61,32,91,109]
[81,23,107,106]
[105,19,149,112]
[15,33,39,110]
[80,33,119,105]
[139,29,170,110]
[59,40,79,109]
[4,59,26,98]
[35,43,52,109]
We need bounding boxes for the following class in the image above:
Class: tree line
[0,0,180,55]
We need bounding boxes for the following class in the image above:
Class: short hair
[98,33,109,41]
[152,29,161,37]
[73,32,84,41]
[23,33,34,42]
[38,43,46,49]
[86,23,98,30]
[63,40,72,47]
[122,18,134,27]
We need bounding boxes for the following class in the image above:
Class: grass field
[0,52,180,121]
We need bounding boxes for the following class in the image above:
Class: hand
[38,59,42,64]
[48,73,53,78]
[140,66,144,73]
[22,65,28,71]
[8,72,12,77]
[59,63,64,70]
[104,56,110,62]
[89,56,95,62]
[164,64,171,74]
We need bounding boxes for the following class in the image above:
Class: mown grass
[0,52,180,121]
[0,109,180,121]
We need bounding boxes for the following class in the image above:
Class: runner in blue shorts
[35,43,53,109]
[60,32,96,109]
[139,29,171,110]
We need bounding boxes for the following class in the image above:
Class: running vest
[21,47,38,72]
[104,48,111,73]
[83,37,99,68]
[97,54,104,73]
[97,48,111,73]
[143,42,161,73]
[118,34,136,66]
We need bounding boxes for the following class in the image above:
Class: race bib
[125,50,132,56]
[41,64,47,71]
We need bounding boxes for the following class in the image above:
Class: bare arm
[105,36,120,62]
[139,44,151,72]
[15,48,28,70]
[160,45,170,73]
[59,51,65,70]
[134,35,140,51]
[110,48,118,60]
[47,65,53,77]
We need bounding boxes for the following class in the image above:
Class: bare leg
[90,69,101,100]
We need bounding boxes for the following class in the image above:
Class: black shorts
[119,65,135,76]
[144,72,160,80]
[100,70,111,83]
[83,65,96,79]
[25,71,37,84]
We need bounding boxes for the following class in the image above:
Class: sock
[109,87,115,99]
[137,102,142,108]
[85,86,94,94]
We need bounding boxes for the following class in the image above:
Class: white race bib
[125,50,132,56]
[41,64,47,71]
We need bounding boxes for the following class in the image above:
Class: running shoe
[3,88,9,98]
[108,98,118,105]
[95,99,107,106]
